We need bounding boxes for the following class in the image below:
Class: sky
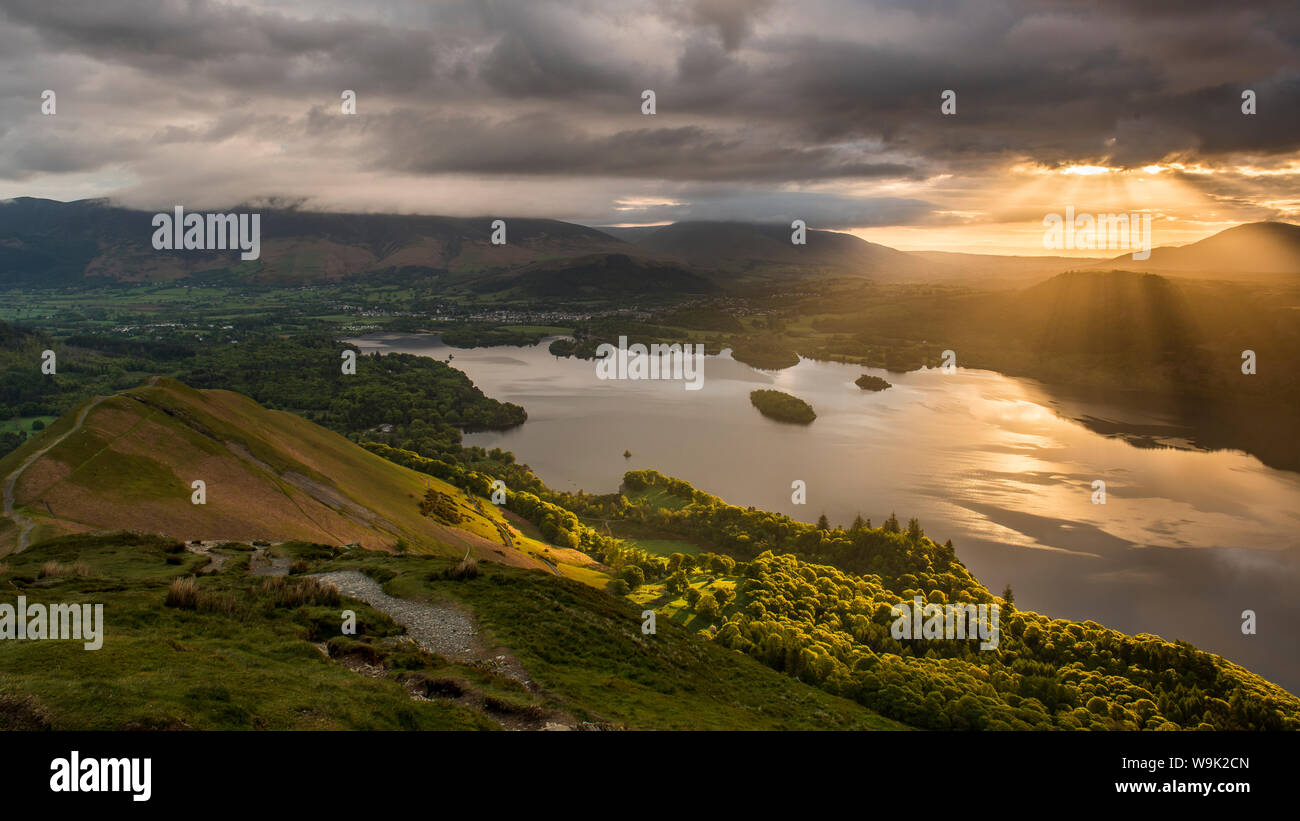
[0,0,1297,256]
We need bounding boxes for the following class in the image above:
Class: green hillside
[0,378,552,575]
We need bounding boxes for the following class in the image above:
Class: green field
[0,416,55,434]
[618,536,703,556]
[620,487,691,511]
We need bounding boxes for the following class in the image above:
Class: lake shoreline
[345,331,1300,694]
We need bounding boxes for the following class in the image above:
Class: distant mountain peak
[1098,220,1300,278]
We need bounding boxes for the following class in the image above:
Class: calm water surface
[349,333,1300,693]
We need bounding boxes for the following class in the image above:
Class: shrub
[696,592,720,620]
[621,565,645,590]
[665,571,689,595]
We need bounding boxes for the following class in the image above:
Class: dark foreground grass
[331,552,907,730]
[0,533,494,730]
[3,532,905,730]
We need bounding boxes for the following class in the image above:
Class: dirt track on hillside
[2,397,106,554]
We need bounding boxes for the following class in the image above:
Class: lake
[347,332,1300,693]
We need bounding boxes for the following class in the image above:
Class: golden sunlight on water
[349,333,1300,691]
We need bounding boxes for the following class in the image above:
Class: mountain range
[2,197,1297,289]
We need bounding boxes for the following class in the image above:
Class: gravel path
[184,541,230,571]
[309,570,477,662]
[249,546,290,576]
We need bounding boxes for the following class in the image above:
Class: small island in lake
[750,389,816,424]
[855,374,892,391]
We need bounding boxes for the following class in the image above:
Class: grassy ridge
[1,379,535,564]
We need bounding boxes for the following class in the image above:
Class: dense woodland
[360,447,1300,731]
[178,335,527,442]
[715,552,1297,730]
[589,471,1299,730]
[0,324,526,460]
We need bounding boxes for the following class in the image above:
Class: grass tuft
[39,560,90,578]
[258,576,341,608]
[440,558,479,580]
[165,576,239,614]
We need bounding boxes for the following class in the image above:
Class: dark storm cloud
[0,0,1296,222]
[473,2,644,97]
[375,111,919,182]
[0,0,452,95]
[668,0,774,51]
[5,130,145,177]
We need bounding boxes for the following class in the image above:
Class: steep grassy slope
[0,379,561,576]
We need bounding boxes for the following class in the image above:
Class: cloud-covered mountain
[0,197,630,284]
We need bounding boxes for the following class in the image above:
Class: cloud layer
[0,0,1296,247]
